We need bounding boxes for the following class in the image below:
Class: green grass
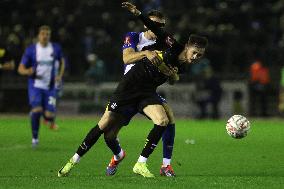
[0,116,284,189]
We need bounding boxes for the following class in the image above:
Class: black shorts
[107,93,164,126]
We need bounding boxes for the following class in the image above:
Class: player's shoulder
[125,31,141,40]
[125,31,140,37]
[123,32,141,49]
[51,42,62,50]
[24,44,36,54]
[26,44,36,50]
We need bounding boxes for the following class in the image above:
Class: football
[226,115,250,139]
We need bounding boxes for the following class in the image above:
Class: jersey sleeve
[20,46,32,67]
[53,43,64,60]
[137,14,179,48]
[122,32,139,50]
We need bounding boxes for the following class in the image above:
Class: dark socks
[76,125,104,157]
[104,137,121,156]
[141,124,166,158]
[43,114,55,124]
[162,123,175,159]
[31,112,41,139]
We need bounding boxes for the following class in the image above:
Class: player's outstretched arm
[122,2,167,40]
[121,2,141,16]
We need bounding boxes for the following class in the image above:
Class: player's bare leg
[104,101,176,176]
[30,107,43,148]
[133,104,168,177]
[58,110,125,177]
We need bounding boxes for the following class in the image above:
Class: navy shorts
[107,93,167,125]
[28,85,56,112]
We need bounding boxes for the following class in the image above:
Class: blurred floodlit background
[0,0,284,118]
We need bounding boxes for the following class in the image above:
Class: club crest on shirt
[124,36,131,47]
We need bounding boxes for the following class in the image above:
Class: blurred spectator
[139,0,162,12]
[85,53,106,84]
[249,59,271,117]
[194,65,223,119]
[6,33,22,68]
[0,0,282,82]
[82,27,95,58]
[0,44,15,105]
[0,39,16,111]
[0,45,15,73]
[233,90,244,114]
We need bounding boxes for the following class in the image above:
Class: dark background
[0,0,283,115]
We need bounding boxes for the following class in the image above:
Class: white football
[226,115,250,139]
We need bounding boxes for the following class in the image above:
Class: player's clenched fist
[144,50,162,66]
[122,2,141,16]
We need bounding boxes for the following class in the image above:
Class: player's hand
[169,65,179,79]
[27,67,34,76]
[167,65,178,76]
[167,65,179,85]
[158,63,172,76]
[159,64,178,77]
[122,2,141,16]
[170,65,178,76]
[145,50,162,66]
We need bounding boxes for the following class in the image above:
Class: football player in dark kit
[58,2,207,178]
[106,10,177,177]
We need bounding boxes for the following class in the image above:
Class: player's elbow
[17,66,22,74]
[123,56,131,65]
[17,64,25,75]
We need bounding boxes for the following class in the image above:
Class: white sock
[32,138,39,143]
[72,153,81,163]
[114,149,124,161]
[162,158,171,167]
[138,155,147,163]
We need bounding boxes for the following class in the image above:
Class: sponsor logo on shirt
[111,102,117,109]
[165,36,174,47]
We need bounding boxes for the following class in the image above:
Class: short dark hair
[38,25,51,33]
[147,10,165,20]
[187,34,208,48]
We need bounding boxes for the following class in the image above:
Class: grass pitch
[0,116,284,189]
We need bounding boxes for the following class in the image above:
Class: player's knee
[167,112,175,124]
[31,107,43,113]
[163,103,175,124]
[155,115,169,126]
[98,111,123,130]
[98,117,111,130]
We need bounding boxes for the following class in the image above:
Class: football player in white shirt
[18,25,65,147]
